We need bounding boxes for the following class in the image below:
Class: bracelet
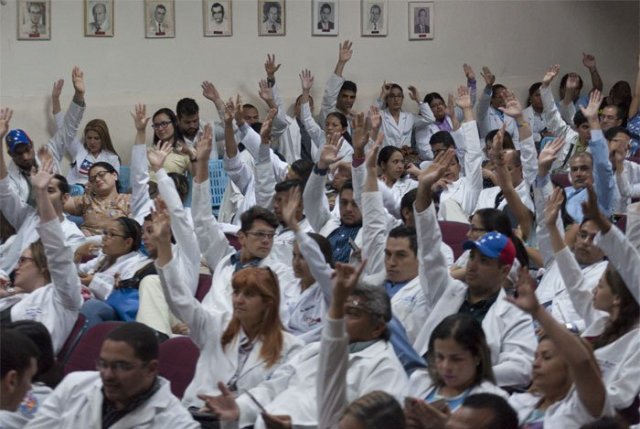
[314,164,328,176]
[190,157,198,163]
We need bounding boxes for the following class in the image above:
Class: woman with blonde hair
[149,204,302,416]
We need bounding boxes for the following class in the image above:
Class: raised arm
[254,108,279,209]
[361,133,387,276]
[408,85,436,129]
[318,260,367,429]
[475,66,496,137]
[457,85,484,214]
[0,108,12,180]
[299,69,325,154]
[319,41,352,125]
[222,98,254,195]
[51,78,64,118]
[499,90,537,183]
[508,269,607,419]
[582,52,603,93]
[463,63,478,106]
[629,54,640,119]
[130,104,153,220]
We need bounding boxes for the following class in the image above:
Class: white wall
[1,0,638,166]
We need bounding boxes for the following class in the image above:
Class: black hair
[240,206,279,232]
[53,173,70,195]
[491,84,506,100]
[106,322,159,362]
[176,98,199,118]
[560,73,584,95]
[461,393,518,429]
[88,161,120,193]
[152,108,184,146]
[340,80,357,94]
[423,92,445,105]
[527,82,542,107]
[400,188,417,224]
[574,110,588,128]
[274,179,303,194]
[338,180,354,197]
[263,1,281,19]
[377,146,403,167]
[115,217,142,252]
[290,159,314,185]
[388,225,417,256]
[320,2,331,13]
[604,126,631,142]
[326,111,352,144]
[167,172,190,203]
[308,232,334,268]
[603,104,627,125]
[211,2,224,14]
[429,131,456,149]
[485,129,515,150]
[243,103,258,112]
[1,329,40,378]
[5,320,60,388]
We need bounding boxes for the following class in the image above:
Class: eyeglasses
[245,231,275,240]
[102,229,127,239]
[96,359,145,373]
[152,121,172,130]
[17,256,34,265]
[88,170,111,183]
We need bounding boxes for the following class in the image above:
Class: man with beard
[175,97,225,160]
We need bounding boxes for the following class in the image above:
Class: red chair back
[57,314,88,366]
[158,336,200,398]
[195,274,213,302]
[551,173,571,189]
[225,233,241,250]
[438,221,469,260]
[64,321,123,375]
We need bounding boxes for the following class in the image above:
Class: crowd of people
[1,41,639,429]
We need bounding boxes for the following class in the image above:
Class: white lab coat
[476,87,519,146]
[8,219,83,354]
[24,372,199,429]
[156,256,303,409]
[236,323,408,429]
[300,102,353,163]
[412,204,536,388]
[407,369,508,400]
[374,100,435,149]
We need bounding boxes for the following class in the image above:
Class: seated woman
[0,162,82,354]
[149,108,193,184]
[508,269,614,428]
[376,146,418,219]
[78,217,151,328]
[149,205,303,413]
[406,313,507,412]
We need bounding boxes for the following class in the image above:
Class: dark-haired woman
[376,146,418,219]
[149,108,193,181]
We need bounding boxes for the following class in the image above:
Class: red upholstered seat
[195,274,213,302]
[438,221,469,260]
[64,321,123,375]
[158,336,200,398]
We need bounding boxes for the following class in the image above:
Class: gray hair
[350,284,392,323]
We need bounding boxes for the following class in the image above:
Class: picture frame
[312,0,338,36]
[84,0,114,37]
[17,0,51,40]
[145,0,175,38]
[258,0,285,36]
[203,0,232,36]
[409,2,433,40]
[361,0,387,37]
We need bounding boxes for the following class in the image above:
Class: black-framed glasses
[17,256,34,265]
[88,170,111,183]
[245,231,275,240]
[102,229,127,239]
[152,121,172,130]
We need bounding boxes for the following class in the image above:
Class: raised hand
[264,53,281,78]
[505,266,541,315]
[196,123,213,161]
[234,94,245,127]
[498,90,524,118]
[299,69,314,92]
[455,85,472,109]
[71,66,85,95]
[30,158,55,190]
[149,199,173,246]
[418,148,456,191]
[148,141,173,172]
[332,260,367,303]
[369,105,381,132]
[52,79,64,100]
[318,132,344,169]
[566,74,580,92]
[0,108,14,140]
[537,136,565,177]
[281,187,301,232]
[131,103,149,131]
[37,146,54,166]
[581,184,609,231]
[379,81,391,100]
[582,52,597,70]
[544,186,565,227]
[463,63,476,81]
[351,112,368,157]
[198,382,240,421]
[542,64,560,87]
[223,98,235,125]
[258,79,273,103]
[365,131,383,173]
[202,81,221,102]
[259,108,277,144]
[338,40,353,63]
[579,89,603,121]
[480,66,495,87]
[408,85,421,103]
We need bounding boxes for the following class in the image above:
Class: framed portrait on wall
[258,0,285,36]
[145,0,175,38]
[84,0,114,37]
[17,0,51,40]
[409,2,433,40]
[203,0,232,36]
[312,0,338,36]
[361,0,387,37]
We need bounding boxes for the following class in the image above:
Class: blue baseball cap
[463,231,516,266]
[5,129,32,153]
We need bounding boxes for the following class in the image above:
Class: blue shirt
[327,224,361,263]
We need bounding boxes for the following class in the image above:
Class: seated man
[200,283,408,429]
[25,322,198,428]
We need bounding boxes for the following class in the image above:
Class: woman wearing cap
[47,68,120,194]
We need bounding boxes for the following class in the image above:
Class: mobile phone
[348,237,360,252]
[246,391,266,413]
